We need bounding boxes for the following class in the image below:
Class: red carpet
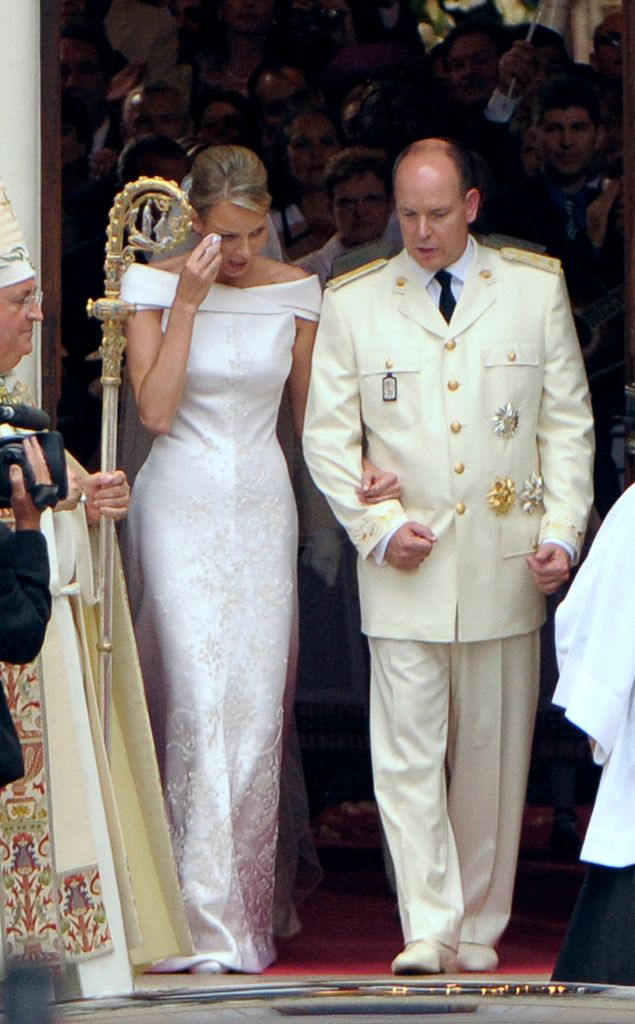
[269,804,587,976]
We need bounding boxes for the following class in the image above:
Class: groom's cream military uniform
[303,239,594,955]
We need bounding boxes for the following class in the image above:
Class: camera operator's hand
[84,470,131,526]
[10,436,52,531]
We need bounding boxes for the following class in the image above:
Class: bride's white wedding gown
[121,263,321,972]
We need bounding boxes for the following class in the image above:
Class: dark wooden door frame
[40,0,61,424]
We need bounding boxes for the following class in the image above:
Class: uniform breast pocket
[359,349,422,424]
[482,339,541,413]
[500,515,539,559]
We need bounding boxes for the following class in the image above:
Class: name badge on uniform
[382,373,397,402]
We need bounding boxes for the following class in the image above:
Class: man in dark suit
[490,74,624,515]
[0,463,52,788]
[491,76,621,299]
[0,459,51,666]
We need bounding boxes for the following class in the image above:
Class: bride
[122,145,319,974]
[122,145,398,974]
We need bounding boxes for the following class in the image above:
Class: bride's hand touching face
[175,232,223,310]
[193,201,269,285]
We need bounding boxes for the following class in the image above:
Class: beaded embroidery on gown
[121,263,321,972]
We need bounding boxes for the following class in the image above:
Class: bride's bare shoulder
[258,257,310,284]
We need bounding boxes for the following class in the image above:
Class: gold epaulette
[327,258,389,290]
[480,232,547,255]
[500,246,561,274]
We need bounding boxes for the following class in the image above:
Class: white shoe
[189,959,224,974]
[457,942,499,972]
[145,956,196,974]
[391,939,455,975]
[145,955,225,974]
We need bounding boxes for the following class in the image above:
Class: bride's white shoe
[189,959,224,974]
[145,955,226,974]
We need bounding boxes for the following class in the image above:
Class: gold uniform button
[447,379,459,391]
[450,421,461,433]
[455,502,466,515]
[385,358,394,370]
[508,351,517,362]
[480,269,493,280]
[395,276,407,287]
[454,462,465,474]
[445,338,456,351]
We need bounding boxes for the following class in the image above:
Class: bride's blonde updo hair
[189,145,271,217]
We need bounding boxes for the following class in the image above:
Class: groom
[303,138,594,974]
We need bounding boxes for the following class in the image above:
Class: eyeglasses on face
[0,289,43,311]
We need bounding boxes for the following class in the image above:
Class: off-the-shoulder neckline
[133,262,316,292]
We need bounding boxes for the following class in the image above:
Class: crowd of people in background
[57,0,626,829]
[58,1,625,507]
[54,0,626,964]
[0,0,630,1001]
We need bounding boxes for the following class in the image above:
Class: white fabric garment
[121,264,321,972]
[0,395,190,996]
[296,233,347,289]
[295,212,403,290]
[553,482,635,868]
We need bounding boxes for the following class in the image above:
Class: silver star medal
[519,472,544,514]
[492,402,519,439]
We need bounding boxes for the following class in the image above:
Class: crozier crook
[88,176,192,754]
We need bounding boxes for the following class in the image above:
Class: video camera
[0,404,68,510]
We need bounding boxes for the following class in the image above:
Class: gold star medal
[492,403,519,439]
[487,477,516,516]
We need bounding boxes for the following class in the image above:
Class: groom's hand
[386,522,436,571]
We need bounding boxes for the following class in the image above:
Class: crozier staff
[0,176,186,995]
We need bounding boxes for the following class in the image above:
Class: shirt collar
[91,116,110,154]
[544,175,601,205]
[406,236,475,288]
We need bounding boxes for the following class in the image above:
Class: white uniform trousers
[369,631,540,950]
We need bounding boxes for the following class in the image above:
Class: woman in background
[271,109,341,259]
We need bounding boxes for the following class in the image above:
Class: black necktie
[435,269,456,323]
